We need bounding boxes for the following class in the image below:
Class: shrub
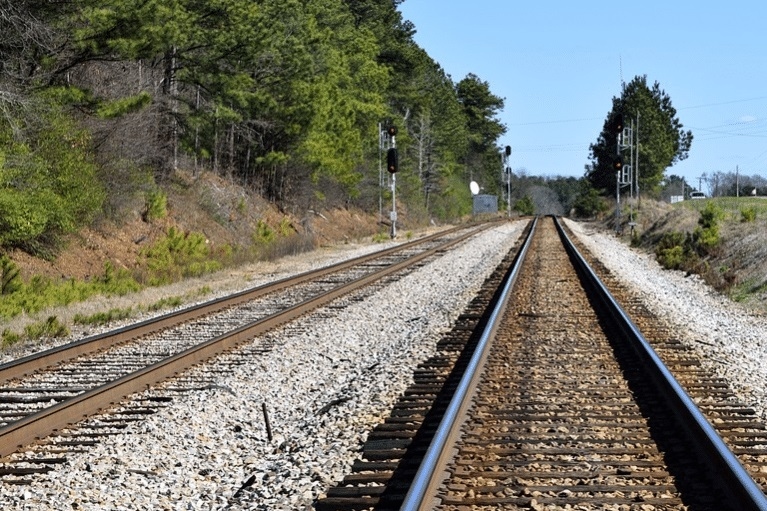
[253,220,276,245]
[657,244,685,270]
[24,316,69,339]
[1,329,21,347]
[692,202,723,254]
[655,231,690,270]
[513,196,535,216]
[74,307,134,326]
[140,227,221,285]
[143,188,168,222]
[0,255,22,295]
[741,207,757,223]
[0,99,104,252]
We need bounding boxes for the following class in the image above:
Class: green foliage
[24,316,69,339]
[372,231,390,243]
[96,91,152,119]
[278,217,295,237]
[253,221,276,245]
[655,202,722,272]
[0,261,141,320]
[587,75,692,194]
[573,187,608,218]
[147,295,184,311]
[1,329,22,348]
[74,307,134,326]
[513,196,535,216]
[692,202,723,252]
[741,207,757,223]
[0,255,22,295]
[655,231,690,270]
[0,100,105,252]
[140,227,221,285]
[143,188,168,222]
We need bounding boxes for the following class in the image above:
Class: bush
[657,244,685,270]
[692,202,723,254]
[140,226,222,285]
[655,231,690,270]
[0,99,104,252]
[741,207,757,223]
[143,188,168,222]
[24,316,69,339]
[0,255,22,295]
[573,188,608,218]
[513,195,535,216]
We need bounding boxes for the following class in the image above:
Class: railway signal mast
[385,125,399,238]
[614,113,639,232]
[503,145,512,217]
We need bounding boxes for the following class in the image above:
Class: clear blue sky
[398,1,767,189]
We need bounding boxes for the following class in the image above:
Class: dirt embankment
[607,199,767,310]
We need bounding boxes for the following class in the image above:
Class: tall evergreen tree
[586,75,692,194]
[456,73,506,193]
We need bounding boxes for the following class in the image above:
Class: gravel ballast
[0,222,526,510]
[564,219,767,419]
[2,218,766,510]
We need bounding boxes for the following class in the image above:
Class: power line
[508,116,601,126]
[679,96,767,110]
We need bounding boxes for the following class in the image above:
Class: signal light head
[387,147,398,173]
[613,155,623,171]
[387,126,397,137]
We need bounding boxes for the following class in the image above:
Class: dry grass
[607,198,767,310]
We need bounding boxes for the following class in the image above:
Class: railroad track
[0,223,497,481]
[316,216,767,510]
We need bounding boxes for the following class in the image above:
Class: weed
[147,296,183,311]
[1,329,21,347]
[741,207,757,223]
[74,307,134,326]
[253,220,276,245]
[143,188,168,222]
[140,226,221,285]
[0,255,21,295]
[372,232,390,243]
[24,316,69,339]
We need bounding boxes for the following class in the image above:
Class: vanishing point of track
[317,217,767,511]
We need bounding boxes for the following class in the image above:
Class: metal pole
[390,134,397,239]
[378,123,383,224]
[636,112,640,207]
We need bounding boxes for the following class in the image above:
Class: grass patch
[678,196,767,222]
[0,262,141,321]
[74,307,134,326]
[23,316,69,340]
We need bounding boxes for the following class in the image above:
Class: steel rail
[399,217,538,511]
[0,224,487,458]
[554,217,767,511]
[0,225,482,385]
[399,216,767,511]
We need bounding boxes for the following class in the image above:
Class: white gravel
[3,218,765,510]
[0,222,526,510]
[564,218,767,418]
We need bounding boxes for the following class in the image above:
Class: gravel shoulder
[0,221,527,510]
[565,218,767,419]
[3,217,765,510]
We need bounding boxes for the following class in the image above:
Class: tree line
[0,0,507,254]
